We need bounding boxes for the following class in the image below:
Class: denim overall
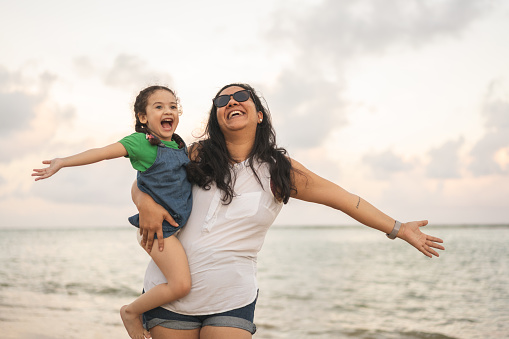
[128,139,192,238]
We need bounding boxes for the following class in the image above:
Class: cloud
[73,54,176,91]
[262,0,491,151]
[262,71,347,149]
[267,0,490,61]
[39,71,58,96]
[469,80,509,176]
[426,138,464,179]
[29,159,135,206]
[0,65,76,162]
[0,66,60,137]
[362,149,413,180]
[0,91,39,134]
[103,54,174,90]
[73,56,96,78]
[0,66,21,91]
[0,66,41,135]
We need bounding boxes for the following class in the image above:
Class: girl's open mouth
[161,119,173,130]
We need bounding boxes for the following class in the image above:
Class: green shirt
[119,132,179,172]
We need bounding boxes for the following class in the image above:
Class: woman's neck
[225,134,255,163]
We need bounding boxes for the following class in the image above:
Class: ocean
[0,225,508,338]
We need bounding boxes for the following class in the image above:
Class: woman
[132,83,444,339]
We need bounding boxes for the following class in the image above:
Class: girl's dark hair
[186,83,296,204]
[134,85,180,146]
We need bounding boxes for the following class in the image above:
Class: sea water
[0,225,507,338]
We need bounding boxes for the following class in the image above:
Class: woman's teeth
[228,111,244,119]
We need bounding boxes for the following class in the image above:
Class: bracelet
[386,220,401,239]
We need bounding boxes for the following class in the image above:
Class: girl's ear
[138,113,148,124]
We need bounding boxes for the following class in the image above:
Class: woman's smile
[216,86,262,133]
[227,110,246,119]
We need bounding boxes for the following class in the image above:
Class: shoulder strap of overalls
[168,133,188,156]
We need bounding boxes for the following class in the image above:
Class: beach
[1,225,508,338]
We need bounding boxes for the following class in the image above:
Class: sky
[1,0,508,228]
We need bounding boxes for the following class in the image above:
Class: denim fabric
[128,143,192,238]
[143,294,258,334]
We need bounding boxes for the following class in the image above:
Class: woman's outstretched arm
[131,181,178,252]
[289,158,444,258]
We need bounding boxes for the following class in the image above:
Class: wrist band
[386,220,401,239]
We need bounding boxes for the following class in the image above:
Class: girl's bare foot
[120,305,151,339]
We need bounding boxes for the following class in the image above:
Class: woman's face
[215,86,262,135]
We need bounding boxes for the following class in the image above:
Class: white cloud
[0,66,23,91]
[469,80,509,176]
[0,91,39,134]
[0,65,77,162]
[264,71,347,149]
[267,0,490,61]
[73,56,96,78]
[262,0,493,153]
[29,159,135,206]
[1,0,508,227]
[362,150,413,180]
[0,67,76,163]
[103,54,175,90]
[0,66,44,135]
[426,138,464,179]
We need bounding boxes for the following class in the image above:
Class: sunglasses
[213,89,252,108]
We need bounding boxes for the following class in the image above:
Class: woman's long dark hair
[186,83,296,204]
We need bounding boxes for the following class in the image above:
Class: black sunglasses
[213,89,252,108]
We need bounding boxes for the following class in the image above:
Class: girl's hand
[397,220,444,258]
[32,159,63,181]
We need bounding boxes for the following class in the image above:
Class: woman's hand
[132,181,179,252]
[397,220,444,258]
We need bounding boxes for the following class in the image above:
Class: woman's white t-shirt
[143,160,283,315]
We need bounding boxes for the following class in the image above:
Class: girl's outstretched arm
[32,142,128,181]
[289,158,444,258]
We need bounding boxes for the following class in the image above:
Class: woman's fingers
[421,249,432,258]
[141,229,148,247]
[403,221,445,258]
[156,229,164,252]
[428,235,444,243]
[425,233,445,252]
[419,244,435,258]
[428,240,445,250]
[425,245,439,257]
[145,231,155,252]
[420,237,444,258]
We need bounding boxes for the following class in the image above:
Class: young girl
[32,85,193,339]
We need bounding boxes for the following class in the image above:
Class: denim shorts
[143,294,257,334]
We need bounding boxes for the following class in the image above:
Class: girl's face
[139,90,179,141]
[215,86,262,135]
